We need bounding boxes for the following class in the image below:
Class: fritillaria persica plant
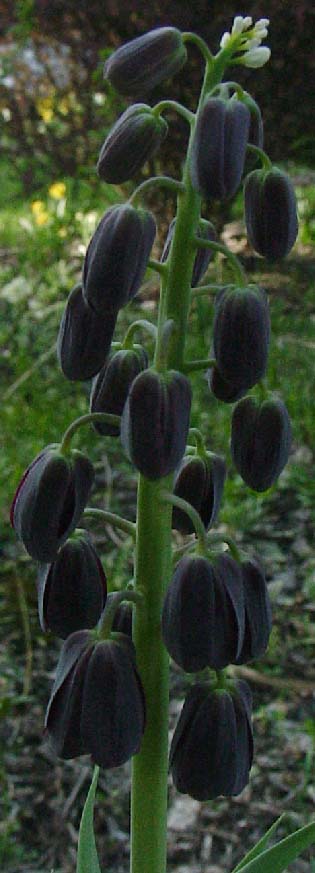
[11,13,315,873]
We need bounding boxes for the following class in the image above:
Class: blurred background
[1,2,315,872]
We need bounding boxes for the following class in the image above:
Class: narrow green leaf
[235,820,315,873]
[76,765,102,873]
[232,814,286,871]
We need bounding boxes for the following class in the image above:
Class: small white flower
[220,31,231,49]
[232,15,252,34]
[242,46,271,67]
[255,18,270,29]
[243,37,262,51]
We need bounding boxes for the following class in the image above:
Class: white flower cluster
[220,15,271,68]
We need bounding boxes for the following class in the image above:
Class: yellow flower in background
[36,96,54,123]
[48,181,66,200]
[31,200,49,226]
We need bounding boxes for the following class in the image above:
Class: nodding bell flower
[37,534,107,639]
[236,558,272,663]
[244,167,298,261]
[161,219,217,286]
[161,554,245,672]
[231,396,292,492]
[120,369,192,480]
[190,96,250,201]
[57,283,117,381]
[213,285,270,392]
[208,365,249,404]
[170,679,253,801]
[104,27,187,97]
[97,104,168,184]
[90,346,148,437]
[82,204,156,314]
[10,445,94,562]
[45,632,145,768]
[172,453,226,534]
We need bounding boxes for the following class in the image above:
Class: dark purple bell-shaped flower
[97,103,168,184]
[90,345,148,437]
[236,558,272,663]
[244,167,298,261]
[190,96,250,201]
[208,365,249,404]
[231,396,292,492]
[57,283,117,381]
[10,445,94,563]
[104,27,187,97]
[121,369,191,480]
[170,679,253,801]
[82,204,156,314]
[172,452,226,534]
[37,533,107,639]
[45,632,145,768]
[213,285,270,392]
[161,553,245,672]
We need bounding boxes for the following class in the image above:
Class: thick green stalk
[130,54,226,873]
[131,475,173,873]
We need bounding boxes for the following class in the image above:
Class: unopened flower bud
[57,283,117,381]
[244,167,298,261]
[97,104,168,184]
[190,97,250,201]
[172,453,226,534]
[90,346,148,437]
[231,396,292,491]
[104,27,187,97]
[213,285,270,392]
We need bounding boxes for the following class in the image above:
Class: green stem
[188,427,207,456]
[131,475,173,873]
[209,533,242,563]
[83,507,136,538]
[246,144,273,170]
[194,238,246,286]
[191,283,227,296]
[160,490,208,552]
[183,357,216,373]
[148,258,168,276]
[130,175,185,206]
[123,319,157,348]
[182,31,213,64]
[98,590,143,639]
[153,99,194,126]
[60,413,121,453]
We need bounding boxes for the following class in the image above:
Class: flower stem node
[97,104,168,184]
[37,533,107,639]
[161,219,217,287]
[190,97,250,201]
[170,678,253,801]
[120,369,192,480]
[213,285,270,393]
[172,452,226,534]
[57,283,117,381]
[45,633,145,768]
[82,204,156,314]
[161,554,245,672]
[10,445,94,562]
[104,27,187,97]
[244,167,298,261]
[231,396,292,492]
[90,346,148,437]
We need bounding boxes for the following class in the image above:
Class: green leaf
[232,814,286,871]
[233,820,315,873]
[76,765,102,873]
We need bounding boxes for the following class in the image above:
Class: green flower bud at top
[213,285,270,392]
[90,346,148,437]
[37,533,107,639]
[57,283,117,381]
[231,396,292,492]
[45,632,145,768]
[161,219,217,286]
[120,369,192,480]
[190,97,250,201]
[82,204,156,314]
[170,679,253,801]
[172,452,226,534]
[97,104,168,184]
[161,554,245,672]
[104,27,187,97]
[244,167,298,261]
[235,557,272,663]
[10,445,94,562]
